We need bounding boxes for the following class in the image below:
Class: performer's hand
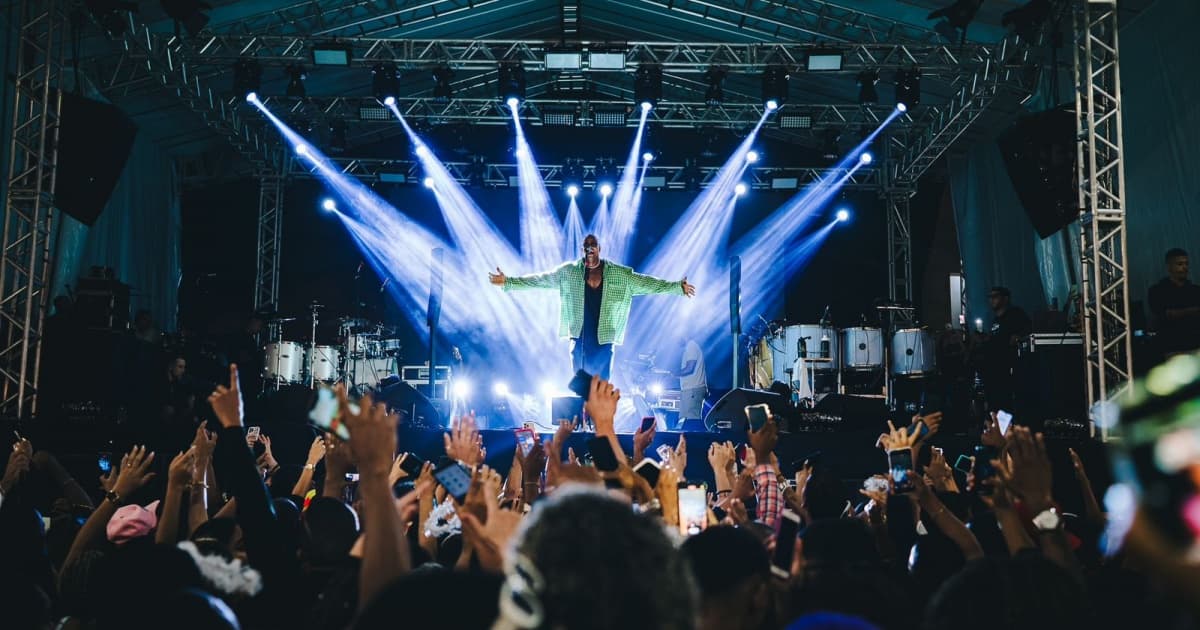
[681,277,695,298]
[488,267,506,286]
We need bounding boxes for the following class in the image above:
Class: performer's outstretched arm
[629,270,696,297]
[489,266,561,292]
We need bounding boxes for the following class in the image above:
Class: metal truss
[631,0,944,45]
[286,156,881,191]
[260,92,895,129]
[884,189,914,302]
[104,12,282,170]
[1,0,67,417]
[255,175,284,311]
[176,36,1006,77]
[213,0,514,38]
[1073,0,1130,435]
[890,33,1035,183]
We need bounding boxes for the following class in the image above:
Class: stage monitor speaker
[54,92,138,226]
[377,379,442,428]
[997,107,1077,239]
[813,394,889,432]
[704,388,787,432]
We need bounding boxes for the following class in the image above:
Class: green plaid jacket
[503,259,683,345]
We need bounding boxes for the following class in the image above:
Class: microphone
[820,305,831,326]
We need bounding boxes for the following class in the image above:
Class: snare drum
[378,338,402,356]
[841,327,883,370]
[263,341,304,384]
[309,345,341,382]
[890,329,936,376]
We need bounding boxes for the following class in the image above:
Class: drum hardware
[307,303,323,388]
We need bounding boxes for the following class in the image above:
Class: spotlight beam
[606,105,651,263]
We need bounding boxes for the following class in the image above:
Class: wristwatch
[1032,507,1062,531]
[103,490,125,507]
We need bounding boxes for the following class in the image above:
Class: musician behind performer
[1148,248,1200,357]
[677,339,708,423]
[980,286,1032,410]
[488,234,695,381]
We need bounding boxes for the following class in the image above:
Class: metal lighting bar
[1073,0,1131,436]
[885,189,913,303]
[1,0,68,417]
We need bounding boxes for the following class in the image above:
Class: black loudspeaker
[729,256,741,334]
[377,379,442,428]
[997,107,1077,239]
[813,393,890,432]
[703,388,787,432]
[54,92,138,226]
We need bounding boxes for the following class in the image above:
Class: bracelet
[103,490,124,507]
[303,463,317,470]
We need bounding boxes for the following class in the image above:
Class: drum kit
[262,304,403,392]
[750,306,937,405]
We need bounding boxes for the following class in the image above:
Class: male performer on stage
[489,234,695,380]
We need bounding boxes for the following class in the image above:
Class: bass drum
[263,342,304,384]
[891,329,936,376]
[348,358,395,390]
[309,346,341,382]
[841,327,883,371]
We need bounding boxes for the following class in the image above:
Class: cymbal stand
[308,303,322,389]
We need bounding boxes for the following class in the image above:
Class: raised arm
[629,269,691,296]
[492,265,562,291]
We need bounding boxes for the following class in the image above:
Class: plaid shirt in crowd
[753,463,782,528]
[503,258,683,346]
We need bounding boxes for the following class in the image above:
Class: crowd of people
[2,361,1200,630]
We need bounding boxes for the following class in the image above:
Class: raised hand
[926,447,958,493]
[324,433,355,478]
[388,454,408,488]
[256,435,279,473]
[681,277,696,298]
[998,426,1054,512]
[664,435,687,472]
[748,412,778,464]
[632,421,656,461]
[517,439,547,482]
[338,387,399,477]
[167,449,196,489]
[192,423,217,466]
[708,441,734,475]
[444,412,485,467]
[981,412,1007,449]
[878,419,920,452]
[306,435,328,467]
[583,376,620,436]
[1,439,32,494]
[488,267,506,286]
[207,364,244,429]
[112,445,156,499]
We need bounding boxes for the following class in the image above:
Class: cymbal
[268,316,297,323]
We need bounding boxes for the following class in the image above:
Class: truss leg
[254,175,283,311]
[1073,0,1131,440]
[886,191,913,303]
[1,0,68,418]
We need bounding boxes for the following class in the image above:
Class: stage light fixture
[498,61,526,104]
[423,176,435,189]
[295,144,309,157]
[703,66,727,106]
[312,42,352,66]
[735,183,747,196]
[328,120,347,153]
[682,157,702,192]
[599,183,613,197]
[594,158,616,191]
[541,106,577,127]
[233,58,261,101]
[432,66,454,102]
[414,144,430,158]
[634,64,663,109]
[860,151,874,164]
[493,382,510,396]
[895,68,921,110]
[642,151,654,162]
[244,91,258,103]
[540,381,556,398]
[820,128,842,161]
[452,379,471,399]
[746,150,759,163]
[468,155,487,188]
[321,198,336,211]
[778,113,811,129]
[372,62,401,105]
[896,102,908,113]
[650,383,664,396]
[514,146,529,159]
[856,69,878,104]
[161,0,210,37]
[836,208,851,222]
[928,0,983,43]
[285,65,307,98]
[807,51,843,71]
[562,158,584,192]
[761,65,789,109]
[593,106,627,127]
[567,184,580,198]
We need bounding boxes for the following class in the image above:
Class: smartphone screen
[398,452,425,476]
[634,458,661,488]
[345,473,360,483]
[677,483,708,536]
[567,369,593,400]
[953,454,973,475]
[974,445,998,495]
[996,410,1013,436]
[737,444,748,466]
[515,428,536,456]
[246,426,261,443]
[434,462,473,503]
[588,436,620,472]
[308,385,357,441]
[656,444,674,463]
[888,448,915,493]
[98,452,111,473]
[640,416,656,433]
[745,404,770,432]
[908,421,931,440]
[772,509,801,578]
